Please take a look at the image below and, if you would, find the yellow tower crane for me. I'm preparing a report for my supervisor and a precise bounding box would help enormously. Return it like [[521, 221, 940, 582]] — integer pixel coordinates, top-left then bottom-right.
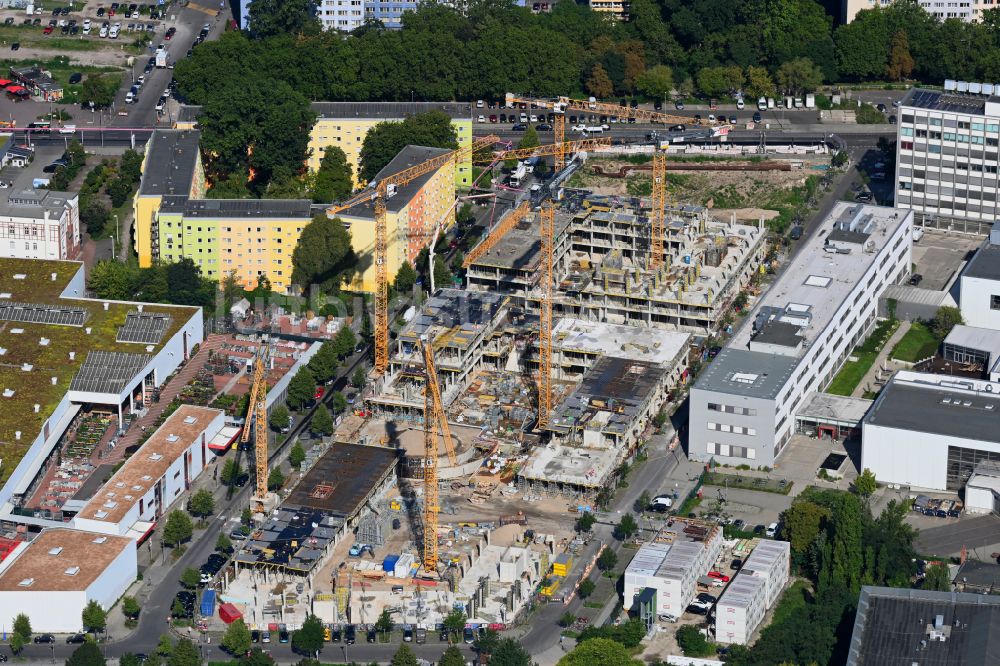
[[328, 135, 500, 376], [537, 203, 555, 429], [240, 338, 277, 513], [418, 334, 457, 574]]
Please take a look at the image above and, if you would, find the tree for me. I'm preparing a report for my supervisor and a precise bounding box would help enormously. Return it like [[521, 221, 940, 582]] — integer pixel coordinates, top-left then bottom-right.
[[775, 57, 823, 94], [490, 638, 533, 666], [557, 638, 641, 666], [615, 514, 638, 541], [473, 628, 500, 657], [781, 500, 830, 555], [359, 111, 458, 183], [106, 176, 133, 208], [207, 170, 252, 199], [745, 65, 776, 98], [88, 260, 137, 300], [439, 646, 465, 666], [268, 466, 285, 491], [243, 649, 274, 666], [311, 404, 334, 436], [576, 512, 596, 533], [391, 644, 418, 666], [559, 611, 576, 627], [832, 150, 849, 168], [394, 261, 418, 293], [180, 567, 201, 590], [80, 200, 111, 237], [931, 306, 963, 340], [80, 73, 121, 108], [307, 346, 337, 385], [586, 63, 614, 99], [291, 215, 356, 291], [518, 125, 540, 152], [597, 548, 618, 573], [331, 391, 348, 414], [81, 600, 107, 635], [578, 578, 596, 599], [635, 491, 651, 513], [162, 510, 194, 547], [246, 0, 320, 38], [122, 596, 141, 619], [443, 609, 466, 641], [291, 613, 325, 656], [221, 458, 244, 486], [636, 65, 673, 99], [9, 633, 23, 655], [67, 642, 106, 666], [676, 625, 714, 657], [289, 440, 306, 469], [830, 493, 865, 594], [854, 468, 878, 498], [311, 146, 354, 203], [222, 618, 252, 656], [215, 533, 233, 555], [167, 638, 200, 666], [189, 488, 215, 519], [375, 609, 393, 638], [270, 404, 291, 432], [156, 634, 174, 657], [286, 366, 316, 411], [333, 325, 357, 359], [924, 563, 951, 591], [886, 30, 914, 81], [433, 256, 453, 289], [120, 654, 143, 666], [352, 365, 367, 389]]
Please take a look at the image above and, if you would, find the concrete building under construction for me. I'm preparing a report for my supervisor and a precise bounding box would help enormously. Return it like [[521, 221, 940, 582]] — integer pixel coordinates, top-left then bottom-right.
[[466, 196, 767, 334]]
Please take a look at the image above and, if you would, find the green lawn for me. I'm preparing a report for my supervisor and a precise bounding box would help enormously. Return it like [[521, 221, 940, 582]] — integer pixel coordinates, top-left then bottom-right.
[[826, 319, 898, 396], [890, 321, 939, 362]]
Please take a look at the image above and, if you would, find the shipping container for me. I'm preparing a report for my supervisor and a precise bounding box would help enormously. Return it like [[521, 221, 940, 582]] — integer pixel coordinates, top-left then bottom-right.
[[200, 589, 216, 618]]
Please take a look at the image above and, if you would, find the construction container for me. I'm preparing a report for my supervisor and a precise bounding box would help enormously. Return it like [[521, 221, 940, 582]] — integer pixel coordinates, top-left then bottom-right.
[[394, 553, 415, 578], [200, 589, 216, 618], [383, 554, 400, 573], [552, 553, 572, 577]]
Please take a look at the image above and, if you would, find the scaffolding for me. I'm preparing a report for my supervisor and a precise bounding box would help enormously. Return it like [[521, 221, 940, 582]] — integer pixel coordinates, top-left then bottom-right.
[[356, 500, 390, 547]]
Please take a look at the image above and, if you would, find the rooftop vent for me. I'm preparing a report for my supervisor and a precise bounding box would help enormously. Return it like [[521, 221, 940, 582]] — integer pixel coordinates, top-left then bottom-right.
[[183, 415, 197, 425], [18, 578, 33, 587], [94, 510, 108, 519], [48, 547, 63, 556], [115, 482, 125, 488], [13, 273, 25, 280], [103, 501, 117, 509], [64, 566, 80, 576], [132, 485, 142, 491], [0, 293, 10, 299], [149, 453, 163, 461], [50, 273, 56, 281], [141, 475, 152, 481], [92, 536, 107, 544], [38, 337, 49, 346], [20, 363, 31, 372], [10, 328, 22, 334], [2, 389, 14, 398], [166, 434, 179, 443]]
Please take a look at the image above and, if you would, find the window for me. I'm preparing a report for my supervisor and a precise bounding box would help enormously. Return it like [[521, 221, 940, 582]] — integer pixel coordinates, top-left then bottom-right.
[[991, 295, 1000, 310]]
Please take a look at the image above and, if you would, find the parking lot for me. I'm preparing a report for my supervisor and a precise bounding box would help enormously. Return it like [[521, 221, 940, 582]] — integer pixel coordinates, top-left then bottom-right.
[[911, 228, 983, 292]]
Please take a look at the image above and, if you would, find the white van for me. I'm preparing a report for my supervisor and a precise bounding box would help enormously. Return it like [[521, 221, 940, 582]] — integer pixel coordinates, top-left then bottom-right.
[[109, 25, 120, 38], [757, 97, 767, 111], [766, 522, 778, 538], [125, 91, 135, 104]]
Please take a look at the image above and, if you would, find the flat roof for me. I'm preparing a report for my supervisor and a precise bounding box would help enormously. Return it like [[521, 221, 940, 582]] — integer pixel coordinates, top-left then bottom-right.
[[0, 528, 132, 592], [399, 288, 506, 351], [0, 259, 195, 485], [847, 586, 1000, 666], [138, 130, 200, 197], [518, 440, 618, 487], [76, 406, 222, 525], [963, 240, 1000, 282], [466, 208, 571, 272], [339, 145, 452, 217], [626, 520, 720, 581], [697, 203, 909, 400], [955, 559, 1000, 592], [900, 88, 989, 115], [159, 195, 312, 219], [0, 184, 76, 220], [284, 443, 396, 520], [797, 391, 873, 425], [552, 318, 691, 367], [548, 356, 667, 435], [310, 101, 471, 121], [863, 371, 1000, 444], [236, 507, 342, 573]]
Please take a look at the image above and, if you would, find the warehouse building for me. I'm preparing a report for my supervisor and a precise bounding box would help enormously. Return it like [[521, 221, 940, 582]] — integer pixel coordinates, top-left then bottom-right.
[[623, 519, 723, 619], [689, 203, 912, 467], [0, 528, 135, 632], [895, 85, 1000, 234], [73, 406, 225, 538], [715, 540, 790, 645], [861, 370, 1000, 491]]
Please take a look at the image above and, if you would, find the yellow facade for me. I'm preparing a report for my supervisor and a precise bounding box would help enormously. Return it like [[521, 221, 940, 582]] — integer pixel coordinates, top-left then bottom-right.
[[339, 159, 455, 293], [134, 193, 162, 268], [308, 117, 473, 189]]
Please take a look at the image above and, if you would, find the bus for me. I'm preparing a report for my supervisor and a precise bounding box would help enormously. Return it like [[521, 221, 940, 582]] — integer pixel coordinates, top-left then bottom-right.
[[27, 120, 51, 134]]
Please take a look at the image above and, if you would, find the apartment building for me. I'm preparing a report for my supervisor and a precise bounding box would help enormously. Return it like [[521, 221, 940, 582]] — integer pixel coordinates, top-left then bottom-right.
[[318, 0, 364, 30], [338, 145, 456, 293], [843, 0, 993, 22], [308, 102, 473, 188], [689, 203, 912, 467], [589, 0, 629, 20], [0, 186, 80, 261], [623, 520, 724, 619], [895, 87, 1000, 231], [153, 197, 313, 292], [716, 540, 790, 644]]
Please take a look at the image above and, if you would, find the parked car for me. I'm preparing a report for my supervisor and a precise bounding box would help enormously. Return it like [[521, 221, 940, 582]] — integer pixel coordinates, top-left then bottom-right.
[[537, 123, 552, 131], [34, 635, 56, 645], [707, 571, 730, 582], [366, 628, 376, 643], [463, 627, 475, 644], [766, 522, 779, 538], [10, 43, 18, 50], [686, 603, 710, 615], [278, 629, 289, 643], [344, 625, 356, 645], [403, 627, 413, 642], [731, 558, 743, 570], [511, 123, 527, 131], [696, 593, 717, 604], [909, 273, 923, 286], [261, 631, 271, 644], [66, 634, 87, 644], [251, 630, 260, 643]]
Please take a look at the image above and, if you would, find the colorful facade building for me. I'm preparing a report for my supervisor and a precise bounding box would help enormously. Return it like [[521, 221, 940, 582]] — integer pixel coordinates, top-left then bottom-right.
[[153, 197, 313, 292], [337, 145, 456, 293], [308, 102, 473, 189]]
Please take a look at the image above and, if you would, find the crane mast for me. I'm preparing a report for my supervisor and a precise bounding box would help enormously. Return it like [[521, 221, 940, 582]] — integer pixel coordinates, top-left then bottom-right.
[[537, 204, 554, 429], [419, 335, 456, 574]]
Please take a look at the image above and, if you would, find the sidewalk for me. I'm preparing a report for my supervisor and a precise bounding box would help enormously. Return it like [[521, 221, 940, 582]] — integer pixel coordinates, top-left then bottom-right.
[[853, 320, 910, 398]]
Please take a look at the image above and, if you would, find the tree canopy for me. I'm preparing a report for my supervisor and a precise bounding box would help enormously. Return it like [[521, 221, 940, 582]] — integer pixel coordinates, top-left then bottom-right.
[[359, 111, 458, 183], [558, 638, 642, 666], [247, 0, 321, 39], [312, 146, 354, 203]]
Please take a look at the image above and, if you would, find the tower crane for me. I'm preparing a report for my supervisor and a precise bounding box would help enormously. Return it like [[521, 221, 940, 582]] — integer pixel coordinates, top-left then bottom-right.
[[504, 94, 730, 269], [419, 334, 457, 574], [328, 135, 501, 376], [537, 202, 555, 429], [240, 337, 277, 513]]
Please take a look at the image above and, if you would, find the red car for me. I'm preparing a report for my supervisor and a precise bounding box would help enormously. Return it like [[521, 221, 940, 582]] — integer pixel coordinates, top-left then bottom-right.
[[42, 25, 53, 34], [707, 571, 730, 582], [314, 386, 325, 400]]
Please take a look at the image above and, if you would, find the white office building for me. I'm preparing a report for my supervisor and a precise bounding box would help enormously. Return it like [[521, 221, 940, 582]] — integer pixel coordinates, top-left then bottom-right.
[[73, 406, 225, 538], [689, 203, 912, 467], [0, 187, 80, 260], [895, 86, 1000, 232], [844, 0, 991, 23], [716, 540, 790, 644], [959, 228, 1000, 330], [862, 370, 1000, 491], [0, 528, 136, 632], [319, 0, 364, 30], [623, 520, 723, 618]]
